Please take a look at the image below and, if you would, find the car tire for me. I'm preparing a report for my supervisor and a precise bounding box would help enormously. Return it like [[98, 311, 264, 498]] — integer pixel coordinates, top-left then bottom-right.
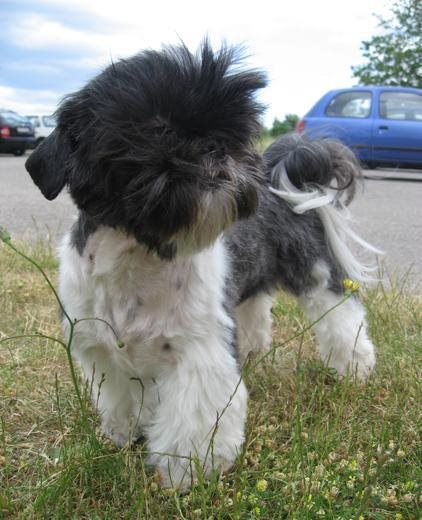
[[13, 149, 25, 157], [362, 161, 378, 170]]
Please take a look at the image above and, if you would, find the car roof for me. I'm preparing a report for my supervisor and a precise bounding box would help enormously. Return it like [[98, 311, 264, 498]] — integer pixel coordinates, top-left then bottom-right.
[[304, 85, 422, 118], [327, 86, 422, 95]]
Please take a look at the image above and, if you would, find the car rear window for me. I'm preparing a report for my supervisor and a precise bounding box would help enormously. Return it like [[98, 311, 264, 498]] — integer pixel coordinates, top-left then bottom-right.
[[379, 92, 422, 121], [325, 91, 372, 118], [0, 111, 31, 125]]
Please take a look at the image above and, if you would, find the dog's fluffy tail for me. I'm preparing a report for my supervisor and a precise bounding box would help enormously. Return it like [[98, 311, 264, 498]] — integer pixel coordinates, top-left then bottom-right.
[[264, 133, 382, 283]]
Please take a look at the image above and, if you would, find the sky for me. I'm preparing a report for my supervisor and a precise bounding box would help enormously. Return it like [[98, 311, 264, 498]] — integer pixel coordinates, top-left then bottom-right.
[[0, 0, 391, 127]]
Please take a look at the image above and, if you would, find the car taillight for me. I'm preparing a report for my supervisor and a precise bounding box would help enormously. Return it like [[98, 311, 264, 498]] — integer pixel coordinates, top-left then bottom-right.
[[1, 126, 11, 138], [296, 120, 305, 133]]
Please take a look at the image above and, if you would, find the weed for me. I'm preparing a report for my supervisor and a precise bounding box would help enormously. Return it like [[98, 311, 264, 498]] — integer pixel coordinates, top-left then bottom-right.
[[0, 233, 420, 519]]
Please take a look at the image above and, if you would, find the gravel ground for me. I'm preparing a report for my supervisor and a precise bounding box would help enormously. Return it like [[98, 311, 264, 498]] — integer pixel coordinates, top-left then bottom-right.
[[1, 152, 421, 291]]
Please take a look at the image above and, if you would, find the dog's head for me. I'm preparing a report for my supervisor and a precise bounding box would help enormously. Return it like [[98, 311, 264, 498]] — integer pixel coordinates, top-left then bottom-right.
[[26, 41, 267, 258]]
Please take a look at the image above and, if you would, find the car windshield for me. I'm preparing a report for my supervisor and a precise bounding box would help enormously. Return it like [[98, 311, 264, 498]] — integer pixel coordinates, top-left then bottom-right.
[[42, 115, 56, 127], [1, 111, 31, 125]]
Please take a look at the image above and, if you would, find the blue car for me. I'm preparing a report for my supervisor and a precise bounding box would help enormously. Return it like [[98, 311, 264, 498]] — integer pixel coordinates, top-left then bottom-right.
[[297, 86, 422, 168]]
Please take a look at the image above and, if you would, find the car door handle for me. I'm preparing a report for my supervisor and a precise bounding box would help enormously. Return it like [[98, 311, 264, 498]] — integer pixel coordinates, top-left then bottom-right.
[[378, 125, 389, 130]]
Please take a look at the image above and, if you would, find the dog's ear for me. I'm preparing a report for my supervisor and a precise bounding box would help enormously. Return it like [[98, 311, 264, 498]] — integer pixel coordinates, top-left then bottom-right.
[[25, 129, 71, 200]]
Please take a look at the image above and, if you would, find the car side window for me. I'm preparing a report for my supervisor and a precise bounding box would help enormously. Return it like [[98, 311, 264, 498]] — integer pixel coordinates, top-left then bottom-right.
[[379, 92, 422, 121], [325, 91, 372, 118], [28, 116, 40, 127]]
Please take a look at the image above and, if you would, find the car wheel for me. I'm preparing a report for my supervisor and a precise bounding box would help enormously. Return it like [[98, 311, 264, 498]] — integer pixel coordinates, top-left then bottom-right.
[[362, 161, 378, 170], [13, 149, 25, 156]]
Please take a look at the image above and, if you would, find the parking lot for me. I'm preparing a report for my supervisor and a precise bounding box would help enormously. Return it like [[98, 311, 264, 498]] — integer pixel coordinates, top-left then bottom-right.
[[1, 153, 421, 292]]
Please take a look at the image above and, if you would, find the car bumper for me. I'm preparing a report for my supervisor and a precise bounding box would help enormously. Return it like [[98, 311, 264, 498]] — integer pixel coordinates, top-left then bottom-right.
[[0, 136, 35, 152]]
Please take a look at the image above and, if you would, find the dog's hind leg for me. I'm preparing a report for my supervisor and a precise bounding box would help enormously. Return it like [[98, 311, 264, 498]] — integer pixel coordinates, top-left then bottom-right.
[[298, 261, 376, 379], [235, 292, 273, 363], [263, 134, 379, 378]]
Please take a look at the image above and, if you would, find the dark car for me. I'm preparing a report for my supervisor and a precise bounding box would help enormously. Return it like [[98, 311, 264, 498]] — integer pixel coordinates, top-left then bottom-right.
[[297, 86, 422, 168], [0, 109, 35, 156]]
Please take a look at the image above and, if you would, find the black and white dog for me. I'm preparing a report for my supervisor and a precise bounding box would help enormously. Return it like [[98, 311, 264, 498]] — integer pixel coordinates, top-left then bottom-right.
[[26, 42, 376, 489]]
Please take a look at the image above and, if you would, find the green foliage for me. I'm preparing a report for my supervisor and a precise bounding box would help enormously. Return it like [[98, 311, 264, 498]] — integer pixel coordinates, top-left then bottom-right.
[[352, 0, 422, 88], [269, 114, 300, 138]]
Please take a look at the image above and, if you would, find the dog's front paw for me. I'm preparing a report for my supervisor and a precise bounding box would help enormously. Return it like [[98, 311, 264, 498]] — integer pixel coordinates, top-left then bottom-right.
[[152, 453, 234, 492], [155, 458, 193, 492], [101, 417, 142, 448]]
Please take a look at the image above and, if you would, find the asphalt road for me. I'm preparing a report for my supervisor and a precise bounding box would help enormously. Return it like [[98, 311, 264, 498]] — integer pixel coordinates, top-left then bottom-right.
[[0, 153, 76, 241], [1, 153, 421, 292]]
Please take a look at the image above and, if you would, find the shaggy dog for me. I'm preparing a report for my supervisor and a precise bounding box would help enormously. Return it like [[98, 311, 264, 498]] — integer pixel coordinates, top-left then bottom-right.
[[26, 41, 376, 490]]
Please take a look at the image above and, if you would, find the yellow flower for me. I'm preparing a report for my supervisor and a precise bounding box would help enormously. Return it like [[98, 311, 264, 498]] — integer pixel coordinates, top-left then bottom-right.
[[248, 494, 258, 505], [396, 449, 405, 458], [256, 479, 268, 492], [253, 506, 261, 516], [348, 459, 359, 471], [343, 278, 360, 293]]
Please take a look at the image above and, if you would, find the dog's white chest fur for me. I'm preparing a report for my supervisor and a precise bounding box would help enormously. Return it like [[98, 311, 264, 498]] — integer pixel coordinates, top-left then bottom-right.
[[58, 226, 231, 375]]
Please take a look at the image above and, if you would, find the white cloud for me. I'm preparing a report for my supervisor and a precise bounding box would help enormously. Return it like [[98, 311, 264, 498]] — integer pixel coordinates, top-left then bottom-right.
[[5, 61, 63, 76], [7, 0, 392, 123], [0, 85, 59, 115], [10, 13, 138, 57]]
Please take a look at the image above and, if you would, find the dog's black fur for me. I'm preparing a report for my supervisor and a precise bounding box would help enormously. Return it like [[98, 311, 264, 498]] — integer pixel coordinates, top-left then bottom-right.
[[26, 41, 359, 304], [27, 41, 267, 259]]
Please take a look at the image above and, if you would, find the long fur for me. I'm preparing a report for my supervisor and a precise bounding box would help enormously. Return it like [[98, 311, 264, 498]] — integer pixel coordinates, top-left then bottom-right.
[[25, 40, 378, 491], [264, 134, 382, 282], [27, 41, 267, 258]]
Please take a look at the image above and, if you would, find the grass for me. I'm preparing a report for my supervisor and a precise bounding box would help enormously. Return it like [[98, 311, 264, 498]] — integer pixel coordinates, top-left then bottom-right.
[[0, 239, 421, 519], [255, 134, 275, 154]]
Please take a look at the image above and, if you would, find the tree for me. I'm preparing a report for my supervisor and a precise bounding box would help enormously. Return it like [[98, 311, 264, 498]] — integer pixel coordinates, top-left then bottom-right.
[[269, 114, 299, 137], [352, 0, 422, 88]]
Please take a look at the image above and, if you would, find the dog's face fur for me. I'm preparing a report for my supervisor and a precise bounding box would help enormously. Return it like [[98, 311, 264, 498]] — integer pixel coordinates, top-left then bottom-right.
[[26, 42, 267, 258]]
